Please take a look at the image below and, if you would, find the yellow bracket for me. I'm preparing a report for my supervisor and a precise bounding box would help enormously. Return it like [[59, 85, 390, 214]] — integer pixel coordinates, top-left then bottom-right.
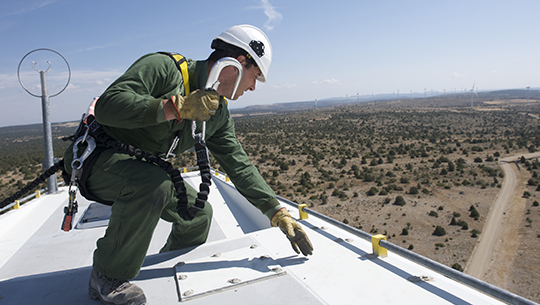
[[215, 171, 219, 176], [36, 191, 41, 198], [371, 234, 388, 258], [14, 200, 20, 209], [225, 175, 230, 182], [298, 204, 308, 220], [183, 167, 187, 173]]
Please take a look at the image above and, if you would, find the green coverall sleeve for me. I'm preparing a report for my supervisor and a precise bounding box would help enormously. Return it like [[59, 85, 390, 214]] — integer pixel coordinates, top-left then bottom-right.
[[94, 54, 184, 129], [206, 114, 282, 221]]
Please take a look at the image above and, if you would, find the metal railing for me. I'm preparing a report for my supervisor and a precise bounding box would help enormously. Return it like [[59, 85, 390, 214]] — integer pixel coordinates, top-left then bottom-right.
[[0, 194, 35, 214], [0, 182, 64, 214], [0, 167, 204, 215], [279, 196, 539, 305]]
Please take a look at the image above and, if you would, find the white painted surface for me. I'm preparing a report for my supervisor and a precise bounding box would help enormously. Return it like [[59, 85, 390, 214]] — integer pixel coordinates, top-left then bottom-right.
[[0, 171, 516, 304]]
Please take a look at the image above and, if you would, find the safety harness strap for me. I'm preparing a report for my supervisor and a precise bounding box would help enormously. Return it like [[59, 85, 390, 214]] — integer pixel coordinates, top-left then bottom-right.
[[158, 52, 190, 95], [84, 115, 210, 221]]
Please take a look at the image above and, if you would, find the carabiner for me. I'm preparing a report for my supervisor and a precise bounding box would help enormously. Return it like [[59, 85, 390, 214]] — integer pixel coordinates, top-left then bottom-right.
[[161, 136, 180, 160], [192, 121, 206, 143], [71, 135, 96, 171]]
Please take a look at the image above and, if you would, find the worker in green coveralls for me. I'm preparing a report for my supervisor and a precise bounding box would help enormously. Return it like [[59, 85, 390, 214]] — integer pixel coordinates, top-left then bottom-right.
[[64, 25, 313, 305]]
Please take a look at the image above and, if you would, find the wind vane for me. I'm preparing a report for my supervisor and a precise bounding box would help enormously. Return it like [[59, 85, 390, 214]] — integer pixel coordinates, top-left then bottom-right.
[[17, 48, 71, 194]]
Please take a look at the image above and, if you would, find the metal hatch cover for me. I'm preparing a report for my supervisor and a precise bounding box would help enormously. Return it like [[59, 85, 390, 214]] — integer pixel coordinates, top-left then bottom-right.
[[174, 243, 286, 302], [75, 202, 111, 229]]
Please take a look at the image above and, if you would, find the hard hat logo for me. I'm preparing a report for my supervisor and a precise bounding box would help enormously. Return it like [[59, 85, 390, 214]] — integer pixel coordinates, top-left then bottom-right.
[[249, 40, 265, 58], [213, 24, 272, 83]]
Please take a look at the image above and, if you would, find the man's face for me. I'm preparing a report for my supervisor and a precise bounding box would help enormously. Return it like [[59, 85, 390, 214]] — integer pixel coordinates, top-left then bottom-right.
[[216, 56, 261, 100]]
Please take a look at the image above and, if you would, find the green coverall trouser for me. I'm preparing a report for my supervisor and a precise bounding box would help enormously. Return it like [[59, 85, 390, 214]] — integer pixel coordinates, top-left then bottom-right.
[[86, 148, 213, 280]]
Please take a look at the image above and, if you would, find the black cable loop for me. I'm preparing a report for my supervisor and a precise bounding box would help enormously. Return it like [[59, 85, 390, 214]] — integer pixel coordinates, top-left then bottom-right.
[[0, 159, 65, 209]]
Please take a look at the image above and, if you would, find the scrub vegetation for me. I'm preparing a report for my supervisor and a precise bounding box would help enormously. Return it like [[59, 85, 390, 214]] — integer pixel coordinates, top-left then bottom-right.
[[1, 93, 540, 302], [230, 94, 540, 303], [0, 122, 73, 203]]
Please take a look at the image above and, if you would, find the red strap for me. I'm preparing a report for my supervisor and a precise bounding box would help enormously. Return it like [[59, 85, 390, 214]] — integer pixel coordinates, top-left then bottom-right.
[[83, 97, 99, 124], [62, 215, 72, 232], [270, 207, 287, 226], [170, 96, 183, 124]]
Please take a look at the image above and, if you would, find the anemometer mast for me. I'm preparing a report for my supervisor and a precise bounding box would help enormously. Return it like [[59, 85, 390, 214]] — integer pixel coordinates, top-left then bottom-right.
[[17, 49, 71, 194]]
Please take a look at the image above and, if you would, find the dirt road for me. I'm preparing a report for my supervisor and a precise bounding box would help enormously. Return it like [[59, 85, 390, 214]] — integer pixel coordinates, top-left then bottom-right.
[[465, 152, 540, 279]]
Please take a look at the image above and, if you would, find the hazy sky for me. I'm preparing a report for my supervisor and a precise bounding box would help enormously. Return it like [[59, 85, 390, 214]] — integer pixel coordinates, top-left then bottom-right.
[[1, 0, 539, 127]]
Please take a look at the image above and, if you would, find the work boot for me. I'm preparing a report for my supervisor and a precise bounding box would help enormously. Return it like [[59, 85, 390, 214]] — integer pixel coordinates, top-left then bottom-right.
[[89, 267, 147, 305]]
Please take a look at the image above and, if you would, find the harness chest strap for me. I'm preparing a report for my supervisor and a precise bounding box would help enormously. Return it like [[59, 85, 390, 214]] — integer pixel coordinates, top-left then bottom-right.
[[158, 52, 191, 160], [158, 52, 190, 95], [85, 115, 210, 221]]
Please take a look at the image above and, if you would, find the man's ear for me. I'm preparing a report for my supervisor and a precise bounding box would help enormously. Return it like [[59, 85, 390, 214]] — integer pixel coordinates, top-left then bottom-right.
[[236, 55, 247, 64]]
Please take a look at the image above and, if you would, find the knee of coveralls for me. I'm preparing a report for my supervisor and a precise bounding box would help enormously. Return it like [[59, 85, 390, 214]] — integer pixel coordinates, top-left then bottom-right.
[[159, 180, 213, 253], [86, 149, 178, 280]]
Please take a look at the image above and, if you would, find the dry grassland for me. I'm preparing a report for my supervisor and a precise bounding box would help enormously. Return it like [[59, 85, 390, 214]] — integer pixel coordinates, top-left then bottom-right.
[[229, 98, 540, 302]]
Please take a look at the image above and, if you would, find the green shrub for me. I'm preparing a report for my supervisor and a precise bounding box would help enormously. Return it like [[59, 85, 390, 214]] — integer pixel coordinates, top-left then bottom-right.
[[452, 263, 464, 272], [433, 226, 446, 236], [471, 229, 481, 238], [470, 206, 480, 218], [393, 196, 406, 206], [456, 220, 469, 230], [366, 186, 379, 196]]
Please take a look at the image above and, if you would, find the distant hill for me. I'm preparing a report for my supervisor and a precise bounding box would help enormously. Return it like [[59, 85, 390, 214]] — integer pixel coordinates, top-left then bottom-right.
[[0, 122, 75, 172], [232, 88, 540, 114], [477, 89, 540, 99]]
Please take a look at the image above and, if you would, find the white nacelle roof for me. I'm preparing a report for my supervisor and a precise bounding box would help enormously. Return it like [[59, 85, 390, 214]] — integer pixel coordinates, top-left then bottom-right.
[[0, 171, 512, 304]]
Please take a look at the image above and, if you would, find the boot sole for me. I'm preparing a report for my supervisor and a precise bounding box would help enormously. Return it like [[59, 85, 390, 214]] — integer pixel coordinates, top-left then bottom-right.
[[89, 285, 147, 305]]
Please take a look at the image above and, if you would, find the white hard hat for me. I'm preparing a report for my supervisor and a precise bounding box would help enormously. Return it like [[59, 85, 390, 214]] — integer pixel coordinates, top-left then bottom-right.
[[212, 25, 272, 83]]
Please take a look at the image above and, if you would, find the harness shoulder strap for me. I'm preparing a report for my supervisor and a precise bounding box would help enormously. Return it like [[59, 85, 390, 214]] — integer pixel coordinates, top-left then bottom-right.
[[158, 52, 190, 95]]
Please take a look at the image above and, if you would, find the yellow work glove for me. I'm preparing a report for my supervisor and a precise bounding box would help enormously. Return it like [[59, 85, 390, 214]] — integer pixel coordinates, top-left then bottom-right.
[[170, 89, 220, 121], [271, 208, 313, 256]]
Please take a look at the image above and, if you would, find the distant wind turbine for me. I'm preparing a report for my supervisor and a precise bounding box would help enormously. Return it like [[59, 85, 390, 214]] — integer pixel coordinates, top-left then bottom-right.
[[470, 82, 478, 109]]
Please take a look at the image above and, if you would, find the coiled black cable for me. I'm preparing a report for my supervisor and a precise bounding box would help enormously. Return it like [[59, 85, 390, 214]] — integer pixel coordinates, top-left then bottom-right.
[[0, 159, 65, 209]]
